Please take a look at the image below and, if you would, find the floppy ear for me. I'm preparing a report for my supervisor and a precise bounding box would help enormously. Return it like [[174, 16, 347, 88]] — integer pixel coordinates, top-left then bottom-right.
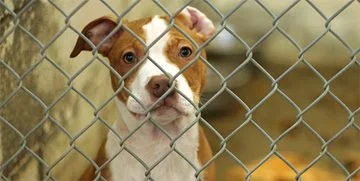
[[178, 7, 216, 40], [70, 16, 121, 58]]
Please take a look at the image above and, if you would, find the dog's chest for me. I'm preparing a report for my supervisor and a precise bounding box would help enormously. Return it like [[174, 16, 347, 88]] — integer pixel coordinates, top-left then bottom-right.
[[106, 122, 201, 181]]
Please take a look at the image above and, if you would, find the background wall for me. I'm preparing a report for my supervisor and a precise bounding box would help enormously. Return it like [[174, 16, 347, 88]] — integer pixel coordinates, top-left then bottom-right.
[[1, 1, 58, 179]]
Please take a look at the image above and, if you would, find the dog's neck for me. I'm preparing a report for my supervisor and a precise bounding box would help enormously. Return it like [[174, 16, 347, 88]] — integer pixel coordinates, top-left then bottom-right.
[[106, 99, 201, 181]]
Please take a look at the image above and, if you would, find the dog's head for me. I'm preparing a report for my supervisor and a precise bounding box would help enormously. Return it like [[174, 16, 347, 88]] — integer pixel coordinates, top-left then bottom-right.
[[70, 7, 215, 128]]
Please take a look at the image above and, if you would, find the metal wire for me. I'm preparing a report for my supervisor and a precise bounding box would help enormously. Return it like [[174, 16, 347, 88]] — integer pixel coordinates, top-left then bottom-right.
[[0, 0, 359, 180]]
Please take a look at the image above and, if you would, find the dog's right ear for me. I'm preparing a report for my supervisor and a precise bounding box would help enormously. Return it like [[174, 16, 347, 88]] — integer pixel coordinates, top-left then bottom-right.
[[178, 7, 215, 41], [70, 16, 121, 58]]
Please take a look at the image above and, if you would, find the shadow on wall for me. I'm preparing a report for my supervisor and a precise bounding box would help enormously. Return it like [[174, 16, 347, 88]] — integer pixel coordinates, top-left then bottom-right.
[[1, 1, 58, 179]]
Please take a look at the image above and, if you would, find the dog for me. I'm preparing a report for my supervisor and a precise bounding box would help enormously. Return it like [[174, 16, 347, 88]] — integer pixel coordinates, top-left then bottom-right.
[[70, 6, 216, 181]]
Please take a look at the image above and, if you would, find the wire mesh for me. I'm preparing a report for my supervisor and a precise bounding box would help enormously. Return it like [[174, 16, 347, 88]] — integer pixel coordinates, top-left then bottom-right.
[[0, 0, 359, 181]]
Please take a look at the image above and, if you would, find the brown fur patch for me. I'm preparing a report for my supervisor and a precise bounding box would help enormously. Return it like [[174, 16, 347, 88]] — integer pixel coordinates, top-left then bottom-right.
[[79, 140, 111, 181], [162, 15, 208, 104], [107, 18, 151, 103], [198, 126, 216, 181]]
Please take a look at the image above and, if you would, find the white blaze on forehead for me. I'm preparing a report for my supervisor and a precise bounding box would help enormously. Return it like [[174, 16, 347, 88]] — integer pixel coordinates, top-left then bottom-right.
[[141, 15, 181, 77], [140, 15, 192, 93], [143, 16, 168, 46]]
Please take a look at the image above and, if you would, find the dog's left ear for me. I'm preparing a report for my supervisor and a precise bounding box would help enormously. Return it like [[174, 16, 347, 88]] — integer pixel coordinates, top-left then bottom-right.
[[178, 7, 215, 40], [70, 16, 122, 58]]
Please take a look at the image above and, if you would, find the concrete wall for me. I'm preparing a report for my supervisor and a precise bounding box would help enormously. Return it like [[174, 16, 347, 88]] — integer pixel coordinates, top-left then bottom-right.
[[0, 132, 2, 173], [1, 0, 58, 179], [207, 0, 360, 66]]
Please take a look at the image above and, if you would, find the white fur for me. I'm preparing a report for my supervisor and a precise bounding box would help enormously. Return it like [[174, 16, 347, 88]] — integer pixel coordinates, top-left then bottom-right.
[[106, 15, 201, 180]]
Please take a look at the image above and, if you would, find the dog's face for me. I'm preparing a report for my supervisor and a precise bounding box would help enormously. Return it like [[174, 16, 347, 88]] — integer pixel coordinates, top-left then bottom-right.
[[70, 7, 215, 127]]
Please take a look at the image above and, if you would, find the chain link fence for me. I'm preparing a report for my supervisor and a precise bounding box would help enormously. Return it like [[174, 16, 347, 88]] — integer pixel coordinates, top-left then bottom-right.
[[1, 0, 359, 180]]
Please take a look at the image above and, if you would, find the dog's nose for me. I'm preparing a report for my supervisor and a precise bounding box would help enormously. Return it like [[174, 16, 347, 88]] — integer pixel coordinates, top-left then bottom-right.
[[147, 75, 174, 98]]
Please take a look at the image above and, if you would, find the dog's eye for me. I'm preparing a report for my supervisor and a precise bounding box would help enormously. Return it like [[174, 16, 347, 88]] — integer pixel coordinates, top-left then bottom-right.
[[122, 52, 137, 64], [179, 47, 192, 58]]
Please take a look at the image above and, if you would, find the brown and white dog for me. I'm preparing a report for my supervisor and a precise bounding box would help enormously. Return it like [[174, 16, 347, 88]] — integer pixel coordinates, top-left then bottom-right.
[[70, 7, 216, 181]]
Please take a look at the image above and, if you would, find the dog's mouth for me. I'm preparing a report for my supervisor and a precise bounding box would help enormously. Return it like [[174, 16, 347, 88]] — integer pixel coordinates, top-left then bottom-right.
[[129, 101, 188, 121], [154, 104, 188, 116]]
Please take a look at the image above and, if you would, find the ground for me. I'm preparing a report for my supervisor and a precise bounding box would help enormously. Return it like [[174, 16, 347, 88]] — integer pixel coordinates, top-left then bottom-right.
[[201, 62, 360, 180]]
